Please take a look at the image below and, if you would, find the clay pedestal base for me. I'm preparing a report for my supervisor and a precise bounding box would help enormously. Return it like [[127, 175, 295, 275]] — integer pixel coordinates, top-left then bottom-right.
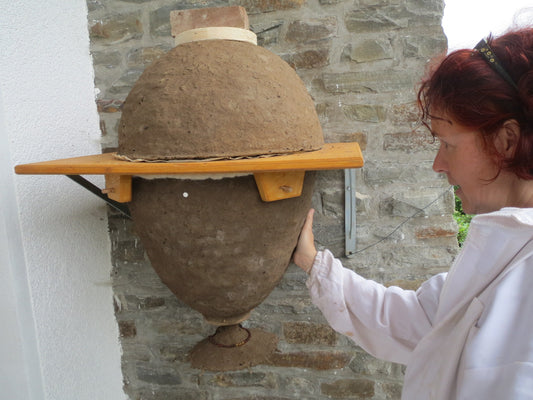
[[188, 324, 278, 371]]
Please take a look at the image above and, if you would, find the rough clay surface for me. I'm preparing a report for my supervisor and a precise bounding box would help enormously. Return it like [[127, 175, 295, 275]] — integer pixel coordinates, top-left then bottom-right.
[[188, 326, 279, 371], [129, 173, 316, 324], [118, 40, 324, 160]]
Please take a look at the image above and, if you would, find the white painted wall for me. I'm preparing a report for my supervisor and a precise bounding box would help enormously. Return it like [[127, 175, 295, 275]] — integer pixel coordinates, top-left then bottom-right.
[[0, 1, 125, 399]]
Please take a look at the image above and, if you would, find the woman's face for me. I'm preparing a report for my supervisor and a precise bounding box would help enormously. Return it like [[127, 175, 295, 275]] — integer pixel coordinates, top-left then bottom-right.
[[431, 114, 512, 214]]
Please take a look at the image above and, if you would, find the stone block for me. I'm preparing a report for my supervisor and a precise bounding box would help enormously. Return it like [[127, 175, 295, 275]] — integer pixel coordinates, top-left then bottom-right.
[[91, 49, 122, 69], [319, 0, 342, 5], [360, 0, 396, 5], [135, 388, 209, 400], [136, 364, 181, 385], [220, 396, 294, 400], [283, 48, 329, 69], [252, 21, 283, 45], [149, 6, 174, 37], [108, 68, 144, 95], [320, 187, 345, 218], [343, 38, 394, 63], [96, 99, 124, 113], [89, 12, 143, 43], [403, 34, 447, 58], [285, 17, 337, 43], [380, 244, 456, 272], [239, 0, 307, 14], [383, 131, 438, 152], [258, 294, 317, 316], [342, 104, 387, 123], [123, 295, 166, 310], [208, 371, 277, 388], [380, 381, 404, 399], [148, 315, 206, 336], [378, 189, 451, 218], [404, 12, 443, 28], [345, 7, 407, 33], [278, 375, 318, 396], [283, 321, 337, 345], [349, 132, 368, 150], [415, 226, 456, 240], [111, 238, 146, 262], [120, 342, 151, 362], [127, 46, 168, 67], [267, 351, 352, 370], [322, 70, 416, 94], [158, 344, 189, 363], [118, 320, 137, 338], [389, 102, 420, 125], [276, 271, 308, 291], [363, 160, 444, 186], [321, 378, 375, 398], [107, 213, 136, 235], [313, 218, 346, 255], [349, 351, 404, 377]]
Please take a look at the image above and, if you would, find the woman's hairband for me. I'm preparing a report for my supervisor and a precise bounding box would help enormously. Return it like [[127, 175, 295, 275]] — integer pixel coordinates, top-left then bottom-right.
[[474, 39, 519, 90]]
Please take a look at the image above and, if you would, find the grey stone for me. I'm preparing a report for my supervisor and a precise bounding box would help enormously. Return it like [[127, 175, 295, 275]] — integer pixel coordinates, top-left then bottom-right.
[[136, 365, 181, 385], [344, 38, 394, 63]]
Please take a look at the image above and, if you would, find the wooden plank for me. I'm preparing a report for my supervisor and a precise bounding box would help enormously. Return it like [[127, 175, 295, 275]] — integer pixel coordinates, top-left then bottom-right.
[[14, 142, 364, 176]]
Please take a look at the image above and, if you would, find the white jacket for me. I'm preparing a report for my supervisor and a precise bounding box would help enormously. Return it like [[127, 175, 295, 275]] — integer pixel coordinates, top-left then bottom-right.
[[307, 208, 533, 399]]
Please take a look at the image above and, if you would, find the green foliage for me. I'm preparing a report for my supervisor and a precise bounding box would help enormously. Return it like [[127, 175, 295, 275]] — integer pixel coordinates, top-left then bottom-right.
[[453, 191, 472, 246]]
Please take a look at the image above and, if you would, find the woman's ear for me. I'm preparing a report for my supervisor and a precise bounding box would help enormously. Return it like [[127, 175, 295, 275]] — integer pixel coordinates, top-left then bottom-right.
[[495, 119, 521, 157]]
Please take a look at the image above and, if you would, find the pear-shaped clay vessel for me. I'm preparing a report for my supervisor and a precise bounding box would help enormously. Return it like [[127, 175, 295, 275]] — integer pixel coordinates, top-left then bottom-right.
[[118, 30, 324, 370]]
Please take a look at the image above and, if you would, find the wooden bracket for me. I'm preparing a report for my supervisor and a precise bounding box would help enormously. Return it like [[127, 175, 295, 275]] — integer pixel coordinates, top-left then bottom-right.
[[254, 171, 305, 202], [103, 175, 132, 202]]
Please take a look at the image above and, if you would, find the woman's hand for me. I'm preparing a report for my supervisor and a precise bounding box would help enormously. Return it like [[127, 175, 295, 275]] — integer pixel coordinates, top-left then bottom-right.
[[293, 209, 318, 274]]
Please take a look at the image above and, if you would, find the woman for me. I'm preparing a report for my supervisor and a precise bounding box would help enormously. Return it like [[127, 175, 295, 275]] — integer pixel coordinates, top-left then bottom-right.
[[293, 28, 533, 399]]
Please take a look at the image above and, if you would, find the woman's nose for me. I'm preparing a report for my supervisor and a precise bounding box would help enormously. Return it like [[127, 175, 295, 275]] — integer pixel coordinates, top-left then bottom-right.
[[432, 148, 447, 173]]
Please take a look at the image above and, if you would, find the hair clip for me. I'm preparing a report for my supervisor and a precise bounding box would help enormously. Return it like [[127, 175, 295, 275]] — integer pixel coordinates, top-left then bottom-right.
[[474, 39, 518, 90]]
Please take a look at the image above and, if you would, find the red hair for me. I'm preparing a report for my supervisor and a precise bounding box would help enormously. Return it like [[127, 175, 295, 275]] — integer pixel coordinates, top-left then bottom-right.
[[417, 27, 533, 179]]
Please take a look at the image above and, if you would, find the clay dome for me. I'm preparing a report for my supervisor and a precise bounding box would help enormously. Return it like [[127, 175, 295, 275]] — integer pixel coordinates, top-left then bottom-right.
[[118, 39, 324, 161]]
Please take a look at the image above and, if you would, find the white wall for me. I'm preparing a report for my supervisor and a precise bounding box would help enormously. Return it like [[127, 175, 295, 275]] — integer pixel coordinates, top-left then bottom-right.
[[0, 1, 125, 399]]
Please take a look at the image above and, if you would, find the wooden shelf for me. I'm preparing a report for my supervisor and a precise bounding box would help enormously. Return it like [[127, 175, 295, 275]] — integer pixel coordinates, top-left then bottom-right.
[[15, 142, 363, 175], [15, 142, 364, 203]]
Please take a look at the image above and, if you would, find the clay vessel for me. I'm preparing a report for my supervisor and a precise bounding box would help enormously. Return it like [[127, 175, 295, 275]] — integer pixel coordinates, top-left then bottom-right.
[[129, 173, 315, 325], [118, 29, 323, 369]]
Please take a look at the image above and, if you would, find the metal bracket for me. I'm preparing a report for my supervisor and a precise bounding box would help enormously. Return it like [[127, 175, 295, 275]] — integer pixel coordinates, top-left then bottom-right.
[[66, 175, 132, 219], [344, 169, 357, 257]]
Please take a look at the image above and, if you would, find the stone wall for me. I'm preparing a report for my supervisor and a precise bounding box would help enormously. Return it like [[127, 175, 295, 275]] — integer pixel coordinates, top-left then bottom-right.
[[87, 0, 457, 398]]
